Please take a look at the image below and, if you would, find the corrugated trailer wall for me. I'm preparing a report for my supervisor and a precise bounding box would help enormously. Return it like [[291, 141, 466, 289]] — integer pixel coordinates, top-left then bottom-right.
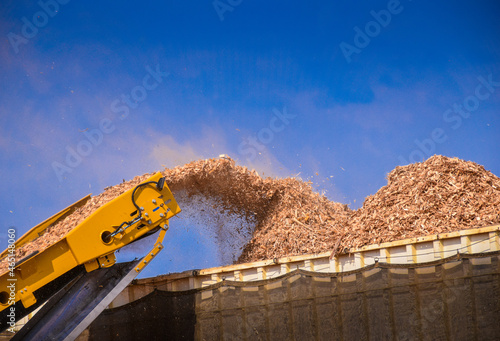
[[82, 226, 500, 341]]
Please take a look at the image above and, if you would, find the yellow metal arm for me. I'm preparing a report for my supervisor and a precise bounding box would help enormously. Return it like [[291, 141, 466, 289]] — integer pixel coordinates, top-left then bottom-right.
[[134, 223, 169, 273], [0, 195, 91, 260], [0, 173, 181, 312]]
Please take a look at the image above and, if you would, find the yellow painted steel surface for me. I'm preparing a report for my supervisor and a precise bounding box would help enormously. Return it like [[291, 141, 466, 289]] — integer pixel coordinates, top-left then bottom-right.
[[0, 173, 180, 312], [0, 195, 91, 260]]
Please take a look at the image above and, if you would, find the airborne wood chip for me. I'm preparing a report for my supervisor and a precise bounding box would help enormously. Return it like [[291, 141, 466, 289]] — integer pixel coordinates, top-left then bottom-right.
[[1, 155, 499, 274]]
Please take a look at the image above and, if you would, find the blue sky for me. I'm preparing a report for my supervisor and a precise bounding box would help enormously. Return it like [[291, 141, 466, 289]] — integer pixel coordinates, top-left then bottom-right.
[[1, 0, 499, 277]]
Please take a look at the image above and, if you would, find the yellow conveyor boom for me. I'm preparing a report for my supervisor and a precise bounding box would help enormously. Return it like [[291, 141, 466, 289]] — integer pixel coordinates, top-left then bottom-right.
[[0, 173, 180, 313]]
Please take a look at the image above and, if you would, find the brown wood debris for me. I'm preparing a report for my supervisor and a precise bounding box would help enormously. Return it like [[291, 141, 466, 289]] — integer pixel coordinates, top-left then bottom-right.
[[346, 155, 500, 250], [1, 155, 499, 274]]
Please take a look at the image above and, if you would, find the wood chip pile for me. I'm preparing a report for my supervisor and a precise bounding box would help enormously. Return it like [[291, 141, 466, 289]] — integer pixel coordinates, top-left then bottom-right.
[[347, 155, 500, 249], [1, 155, 499, 274]]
